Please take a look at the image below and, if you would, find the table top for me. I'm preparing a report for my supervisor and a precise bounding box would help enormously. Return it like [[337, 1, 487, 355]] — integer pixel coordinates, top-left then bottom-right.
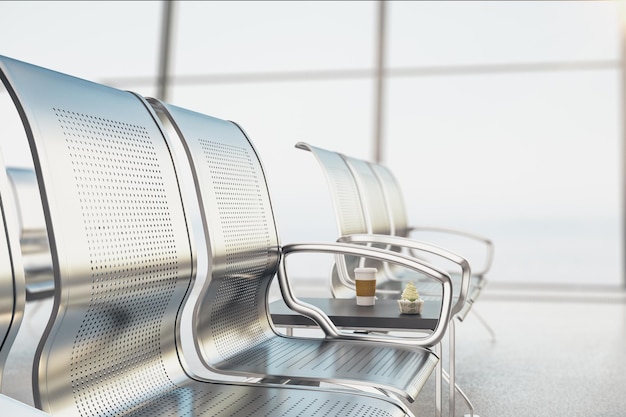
[[269, 297, 440, 331]]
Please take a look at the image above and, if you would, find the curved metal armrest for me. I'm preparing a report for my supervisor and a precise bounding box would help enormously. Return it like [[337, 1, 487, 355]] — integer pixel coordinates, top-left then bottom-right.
[[278, 242, 453, 347], [337, 234, 471, 317], [407, 225, 494, 276]]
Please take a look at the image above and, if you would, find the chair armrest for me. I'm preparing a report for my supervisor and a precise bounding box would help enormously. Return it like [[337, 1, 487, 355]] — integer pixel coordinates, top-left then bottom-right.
[[337, 234, 471, 317], [277, 242, 453, 347], [407, 225, 494, 276]]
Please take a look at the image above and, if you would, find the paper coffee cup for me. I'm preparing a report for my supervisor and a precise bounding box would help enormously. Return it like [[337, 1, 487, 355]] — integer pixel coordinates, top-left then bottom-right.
[[355, 267, 377, 306]]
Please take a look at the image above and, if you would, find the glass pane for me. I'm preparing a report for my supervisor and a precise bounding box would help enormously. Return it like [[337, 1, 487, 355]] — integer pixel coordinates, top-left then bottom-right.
[[388, 1, 620, 67], [0, 1, 161, 81], [0, 0, 621, 287], [175, 1, 375, 74], [385, 70, 621, 285]]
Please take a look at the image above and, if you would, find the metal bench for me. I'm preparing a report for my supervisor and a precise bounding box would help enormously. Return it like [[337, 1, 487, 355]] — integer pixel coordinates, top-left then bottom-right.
[[293, 142, 484, 417], [147, 99, 454, 404], [0, 54, 418, 417]]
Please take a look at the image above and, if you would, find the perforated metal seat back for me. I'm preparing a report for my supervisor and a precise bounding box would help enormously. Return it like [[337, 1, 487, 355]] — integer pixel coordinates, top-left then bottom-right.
[[369, 163, 411, 238], [0, 167, 15, 360], [0, 150, 25, 389], [148, 101, 280, 365], [294, 143, 369, 292], [149, 104, 442, 405], [343, 156, 449, 297], [0, 55, 194, 415], [296, 143, 367, 236], [6, 168, 48, 250]]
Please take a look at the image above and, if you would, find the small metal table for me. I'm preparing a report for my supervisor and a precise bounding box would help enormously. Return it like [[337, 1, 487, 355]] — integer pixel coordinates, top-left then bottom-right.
[[269, 298, 440, 332]]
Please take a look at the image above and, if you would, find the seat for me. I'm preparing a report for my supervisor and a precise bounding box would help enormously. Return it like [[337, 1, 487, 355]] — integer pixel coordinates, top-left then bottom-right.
[[0, 54, 418, 417], [294, 142, 481, 417], [0, 394, 50, 416], [340, 154, 497, 343], [147, 98, 454, 404]]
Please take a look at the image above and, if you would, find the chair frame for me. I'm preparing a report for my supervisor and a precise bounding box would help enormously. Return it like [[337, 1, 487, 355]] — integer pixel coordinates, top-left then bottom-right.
[[149, 99, 454, 404], [295, 141, 489, 417], [6, 167, 54, 300], [0, 150, 26, 391], [0, 54, 416, 417]]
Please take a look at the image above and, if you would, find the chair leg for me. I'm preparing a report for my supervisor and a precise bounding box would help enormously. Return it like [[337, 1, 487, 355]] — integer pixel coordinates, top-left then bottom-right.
[[445, 318, 480, 417], [442, 370, 478, 417], [449, 319, 456, 417]]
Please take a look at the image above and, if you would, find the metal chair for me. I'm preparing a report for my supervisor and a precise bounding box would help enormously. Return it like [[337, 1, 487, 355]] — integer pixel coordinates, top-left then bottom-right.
[[295, 142, 482, 417], [0, 394, 50, 416], [0, 150, 26, 391], [342, 156, 497, 342], [0, 54, 420, 417], [148, 99, 454, 404], [296, 142, 471, 313]]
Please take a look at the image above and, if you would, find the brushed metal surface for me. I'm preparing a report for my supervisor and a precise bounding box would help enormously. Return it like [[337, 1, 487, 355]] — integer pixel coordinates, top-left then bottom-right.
[[6, 168, 54, 299], [296, 142, 474, 311], [0, 55, 411, 417], [368, 163, 410, 238], [295, 142, 367, 237], [295, 142, 479, 416], [149, 99, 442, 402], [0, 149, 26, 391], [294, 142, 369, 296], [339, 153, 473, 312]]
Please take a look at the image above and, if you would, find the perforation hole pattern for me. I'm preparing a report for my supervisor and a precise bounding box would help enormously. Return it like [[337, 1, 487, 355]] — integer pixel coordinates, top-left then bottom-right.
[[347, 158, 391, 234], [56, 108, 180, 417], [323, 152, 367, 235], [120, 386, 397, 417], [198, 139, 275, 360]]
